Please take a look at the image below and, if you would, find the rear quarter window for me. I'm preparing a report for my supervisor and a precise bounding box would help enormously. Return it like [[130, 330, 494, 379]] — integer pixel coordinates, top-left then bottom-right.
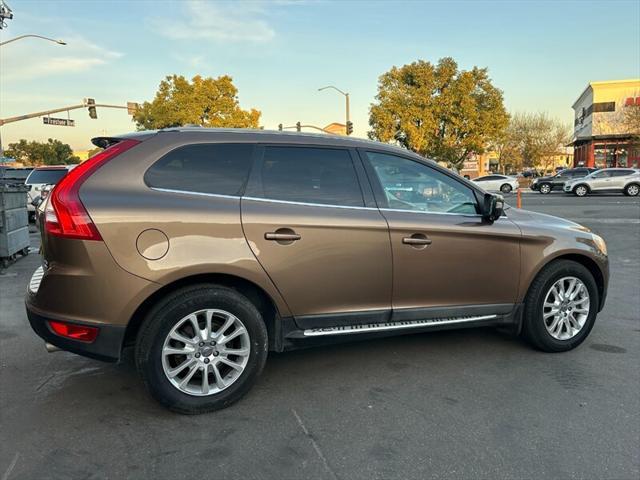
[[145, 143, 254, 196]]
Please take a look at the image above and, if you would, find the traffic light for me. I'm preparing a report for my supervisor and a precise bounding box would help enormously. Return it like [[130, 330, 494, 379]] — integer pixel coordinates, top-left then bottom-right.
[[296, 122, 301, 132], [346, 121, 353, 135], [278, 123, 283, 131], [86, 98, 97, 119]]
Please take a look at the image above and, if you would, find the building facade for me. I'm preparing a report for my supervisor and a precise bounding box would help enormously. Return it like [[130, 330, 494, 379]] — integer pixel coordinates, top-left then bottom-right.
[[571, 79, 640, 168]]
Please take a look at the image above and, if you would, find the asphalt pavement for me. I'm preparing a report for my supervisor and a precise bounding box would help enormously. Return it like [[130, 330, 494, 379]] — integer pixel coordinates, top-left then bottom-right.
[[1, 193, 638, 480]]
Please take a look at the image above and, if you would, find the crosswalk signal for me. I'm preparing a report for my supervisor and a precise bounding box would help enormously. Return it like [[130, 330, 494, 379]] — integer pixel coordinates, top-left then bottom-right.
[[278, 123, 283, 131], [86, 98, 97, 119], [346, 121, 353, 135], [296, 122, 301, 132]]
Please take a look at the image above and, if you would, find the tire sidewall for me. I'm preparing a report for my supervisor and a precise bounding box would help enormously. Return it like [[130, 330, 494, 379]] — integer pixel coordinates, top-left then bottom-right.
[[625, 184, 639, 196], [526, 262, 599, 352], [136, 286, 268, 413], [501, 184, 512, 194], [575, 185, 588, 197]]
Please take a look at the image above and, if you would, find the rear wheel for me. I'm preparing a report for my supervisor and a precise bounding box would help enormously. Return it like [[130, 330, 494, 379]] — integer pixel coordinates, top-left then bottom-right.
[[624, 183, 639, 196], [539, 183, 551, 194], [500, 184, 512, 194], [135, 285, 268, 414], [522, 260, 598, 352], [574, 185, 588, 197]]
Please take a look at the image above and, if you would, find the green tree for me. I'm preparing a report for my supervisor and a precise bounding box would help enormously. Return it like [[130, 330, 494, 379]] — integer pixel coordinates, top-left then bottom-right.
[[508, 112, 570, 171], [133, 74, 261, 130], [4, 138, 78, 166], [368, 57, 509, 170]]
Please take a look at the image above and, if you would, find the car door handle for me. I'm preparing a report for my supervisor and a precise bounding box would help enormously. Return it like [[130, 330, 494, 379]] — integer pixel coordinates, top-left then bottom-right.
[[265, 231, 301, 241], [402, 234, 432, 246]]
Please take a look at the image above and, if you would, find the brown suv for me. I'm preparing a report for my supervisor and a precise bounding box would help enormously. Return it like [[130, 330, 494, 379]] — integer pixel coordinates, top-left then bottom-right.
[[26, 129, 609, 413]]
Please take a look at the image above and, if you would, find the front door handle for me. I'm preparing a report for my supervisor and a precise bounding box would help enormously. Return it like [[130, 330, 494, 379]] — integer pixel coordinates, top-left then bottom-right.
[[265, 228, 301, 243], [402, 234, 432, 246], [265, 233, 301, 241]]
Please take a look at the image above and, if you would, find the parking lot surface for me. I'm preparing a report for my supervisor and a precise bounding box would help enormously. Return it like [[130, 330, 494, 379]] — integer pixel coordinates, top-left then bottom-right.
[[1, 193, 639, 480]]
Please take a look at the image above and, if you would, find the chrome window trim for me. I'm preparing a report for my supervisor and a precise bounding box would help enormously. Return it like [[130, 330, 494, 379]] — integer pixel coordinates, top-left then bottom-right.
[[151, 187, 508, 219], [150, 187, 241, 200], [242, 196, 376, 211], [380, 207, 482, 217]]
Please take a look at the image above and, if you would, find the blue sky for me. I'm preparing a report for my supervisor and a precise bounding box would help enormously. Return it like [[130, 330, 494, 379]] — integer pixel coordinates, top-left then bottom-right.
[[1, 0, 639, 150]]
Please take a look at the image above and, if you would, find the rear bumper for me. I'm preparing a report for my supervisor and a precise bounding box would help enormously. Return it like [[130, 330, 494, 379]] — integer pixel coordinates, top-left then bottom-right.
[[26, 303, 125, 362]]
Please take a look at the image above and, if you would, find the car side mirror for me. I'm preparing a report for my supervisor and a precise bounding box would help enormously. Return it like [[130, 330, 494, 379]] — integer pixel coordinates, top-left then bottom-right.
[[482, 193, 504, 222]]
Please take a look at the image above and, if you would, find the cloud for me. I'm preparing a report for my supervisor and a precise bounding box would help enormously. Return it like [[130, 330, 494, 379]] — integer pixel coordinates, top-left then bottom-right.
[[0, 35, 122, 81], [152, 0, 275, 43]]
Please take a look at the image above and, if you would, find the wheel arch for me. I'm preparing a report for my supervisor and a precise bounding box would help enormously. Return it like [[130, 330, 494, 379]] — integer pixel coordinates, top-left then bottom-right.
[[524, 253, 606, 311], [573, 183, 591, 193], [123, 273, 282, 353]]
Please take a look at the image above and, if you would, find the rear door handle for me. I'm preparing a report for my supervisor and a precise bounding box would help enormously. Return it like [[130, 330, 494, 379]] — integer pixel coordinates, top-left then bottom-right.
[[402, 234, 432, 246]]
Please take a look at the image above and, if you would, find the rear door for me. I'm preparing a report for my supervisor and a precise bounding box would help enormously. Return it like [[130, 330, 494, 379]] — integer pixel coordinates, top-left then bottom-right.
[[241, 145, 392, 326], [610, 169, 634, 189]]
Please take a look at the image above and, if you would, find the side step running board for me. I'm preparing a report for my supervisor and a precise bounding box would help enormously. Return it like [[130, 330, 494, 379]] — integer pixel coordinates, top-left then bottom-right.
[[301, 314, 498, 337]]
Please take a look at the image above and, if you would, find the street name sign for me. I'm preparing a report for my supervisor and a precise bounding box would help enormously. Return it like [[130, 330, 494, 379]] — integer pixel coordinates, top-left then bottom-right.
[[43, 117, 75, 127]]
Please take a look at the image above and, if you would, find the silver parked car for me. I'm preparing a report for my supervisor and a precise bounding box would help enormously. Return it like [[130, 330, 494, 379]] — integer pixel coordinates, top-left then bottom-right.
[[564, 168, 640, 196]]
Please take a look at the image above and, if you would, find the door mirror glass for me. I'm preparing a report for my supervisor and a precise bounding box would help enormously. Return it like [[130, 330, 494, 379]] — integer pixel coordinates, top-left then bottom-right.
[[482, 193, 504, 222]]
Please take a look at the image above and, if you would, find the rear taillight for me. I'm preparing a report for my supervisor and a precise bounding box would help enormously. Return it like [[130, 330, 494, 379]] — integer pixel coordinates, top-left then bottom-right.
[[45, 139, 140, 240], [48, 320, 99, 343]]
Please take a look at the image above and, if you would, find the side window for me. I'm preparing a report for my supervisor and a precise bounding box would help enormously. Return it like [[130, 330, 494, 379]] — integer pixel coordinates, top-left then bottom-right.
[[364, 151, 478, 215], [145, 143, 254, 196], [592, 170, 610, 178], [611, 169, 633, 177], [259, 146, 364, 207]]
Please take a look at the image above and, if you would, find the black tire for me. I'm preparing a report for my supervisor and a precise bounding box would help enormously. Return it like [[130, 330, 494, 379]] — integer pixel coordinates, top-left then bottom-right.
[[624, 183, 639, 196], [522, 260, 598, 352], [500, 184, 512, 194], [574, 185, 589, 197], [539, 183, 552, 194], [135, 284, 268, 414]]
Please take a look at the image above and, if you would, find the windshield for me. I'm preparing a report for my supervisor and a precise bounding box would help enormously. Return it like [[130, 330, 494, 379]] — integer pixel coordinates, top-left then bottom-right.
[[26, 169, 68, 185]]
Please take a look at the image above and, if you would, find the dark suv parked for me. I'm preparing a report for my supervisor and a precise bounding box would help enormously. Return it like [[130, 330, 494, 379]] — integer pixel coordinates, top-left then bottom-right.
[[26, 129, 609, 413], [530, 167, 597, 194]]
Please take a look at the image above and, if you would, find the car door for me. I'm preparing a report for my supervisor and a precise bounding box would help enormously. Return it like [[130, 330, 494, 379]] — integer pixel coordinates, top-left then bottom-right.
[[552, 172, 569, 188], [588, 170, 612, 190], [241, 145, 392, 327], [609, 170, 632, 189], [475, 175, 498, 191], [360, 150, 521, 321]]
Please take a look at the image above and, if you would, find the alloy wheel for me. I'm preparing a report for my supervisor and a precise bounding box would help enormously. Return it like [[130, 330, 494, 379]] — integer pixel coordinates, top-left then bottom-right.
[[161, 309, 251, 396], [542, 276, 590, 340], [575, 185, 588, 196], [627, 184, 639, 196], [540, 184, 551, 194]]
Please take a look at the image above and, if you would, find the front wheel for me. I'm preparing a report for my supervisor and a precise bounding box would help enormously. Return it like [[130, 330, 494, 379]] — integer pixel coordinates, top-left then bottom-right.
[[136, 285, 268, 414], [574, 185, 589, 197], [522, 260, 598, 352], [539, 183, 552, 194], [624, 183, 639, 196]]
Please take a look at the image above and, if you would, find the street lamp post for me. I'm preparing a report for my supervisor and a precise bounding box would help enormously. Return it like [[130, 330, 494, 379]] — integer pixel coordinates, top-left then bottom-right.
[[0, 34, 66, 157], [318, 85, 350, 134], [0, 34, 66, 47]]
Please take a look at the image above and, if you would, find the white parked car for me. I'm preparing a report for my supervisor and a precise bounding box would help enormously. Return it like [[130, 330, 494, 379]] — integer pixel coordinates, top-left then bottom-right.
[[25, 166, 74, 218], [472, 174, 520, 194], [563, 168, 640, 197]]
